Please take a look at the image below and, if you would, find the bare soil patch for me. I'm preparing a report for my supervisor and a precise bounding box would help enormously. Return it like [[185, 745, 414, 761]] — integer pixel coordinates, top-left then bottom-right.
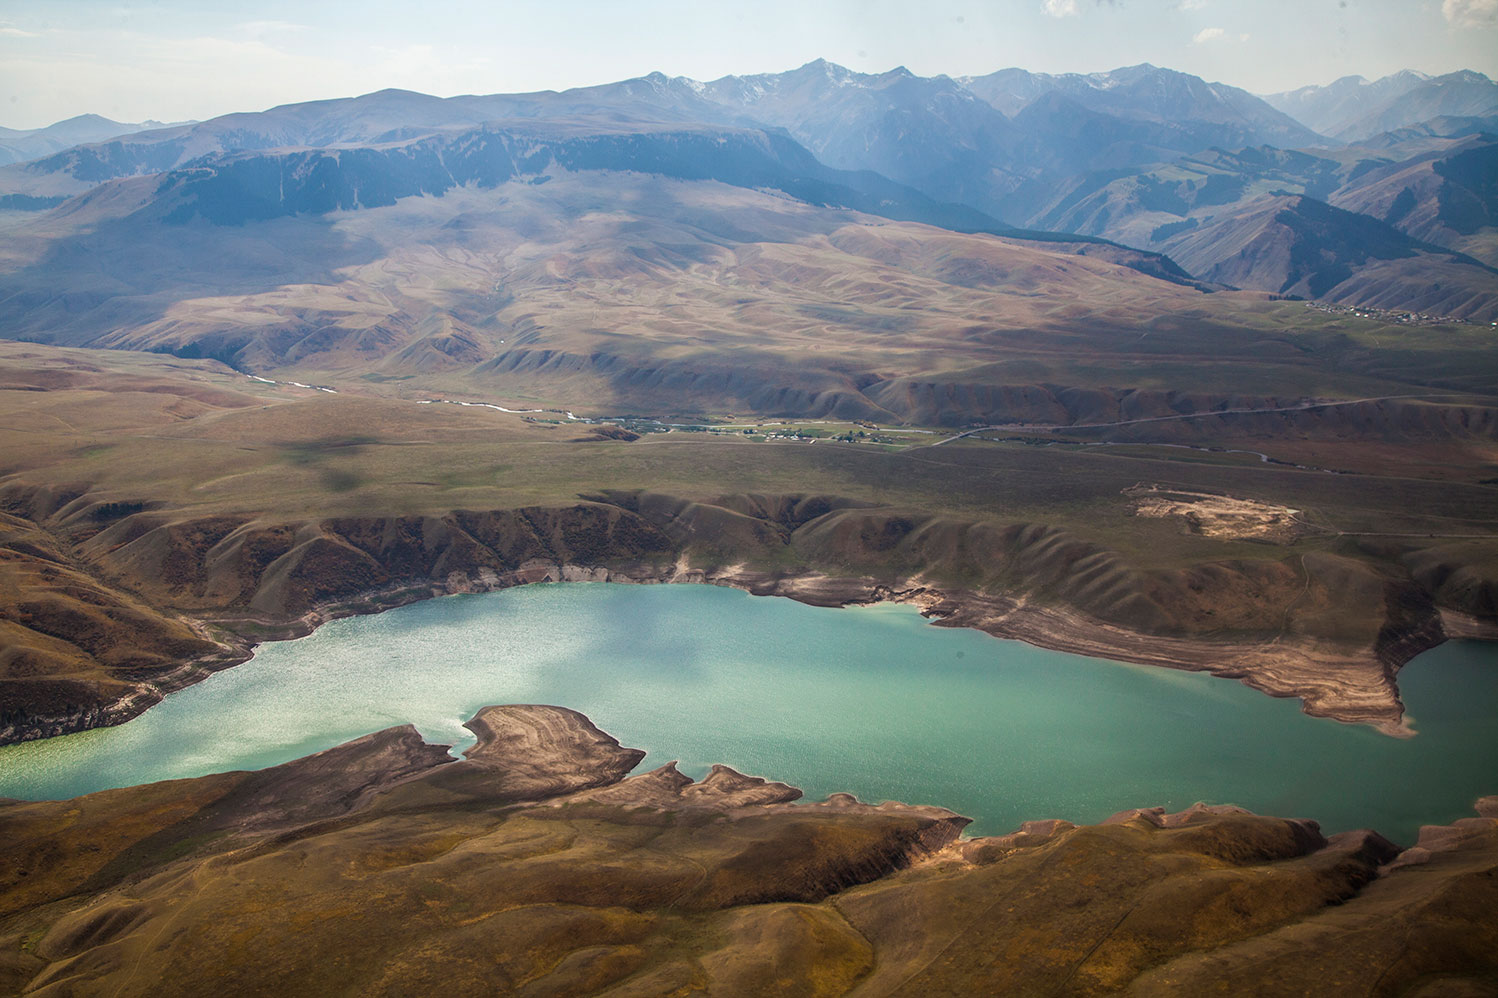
[[1127, 484, 1307, 543]]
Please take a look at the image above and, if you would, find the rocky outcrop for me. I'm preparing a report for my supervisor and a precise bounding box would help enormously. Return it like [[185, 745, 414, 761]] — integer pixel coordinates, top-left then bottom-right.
[[461, 704, 647, 801], [1, 707, 1492, 997], [563, 761, 804, 811]]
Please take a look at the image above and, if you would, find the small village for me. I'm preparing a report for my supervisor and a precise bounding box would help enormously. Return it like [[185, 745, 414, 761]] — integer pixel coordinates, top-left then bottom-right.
[[1303, 300, 1494, 327]]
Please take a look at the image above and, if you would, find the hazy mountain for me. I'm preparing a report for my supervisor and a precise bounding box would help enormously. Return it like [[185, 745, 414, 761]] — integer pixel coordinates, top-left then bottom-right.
[[686, 61, 1324, 219], [1155, 194, 1496, 319], [2, 60, 1492, 322], [0, 84, 745, 198], [1029, 145, 1348, 243], [13, 85, 628, 193], [1329, 137, 1498, 266], [70, 120, 1019, 237], [1340, 71, 1498, 141], [964, 64, 1325, 148], [1267, 70, 1498, 143], [0, 61, 1332, 223], [0, 163, 1241, 423], [667, 60, 1320, 218], [0, 62, 1029, 217], [0, 113, 191, 167], [1021, 139, 1498, 319], [1025, 133, 1498, 260], [1264, 71, 1432, 136], [989, 91, 1333, 224], [698, 60, 1027, 214], [1354, 115, 1498, 149]]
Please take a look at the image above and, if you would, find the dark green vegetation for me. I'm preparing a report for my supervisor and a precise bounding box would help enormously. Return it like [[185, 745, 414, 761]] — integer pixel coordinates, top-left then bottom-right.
[[3, 705, 1494, 996]]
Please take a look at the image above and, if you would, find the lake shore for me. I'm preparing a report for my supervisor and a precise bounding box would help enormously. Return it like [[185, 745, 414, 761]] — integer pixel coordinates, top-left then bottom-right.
[[4, 702, 1496, 995], [2, 550, 1468, 746]]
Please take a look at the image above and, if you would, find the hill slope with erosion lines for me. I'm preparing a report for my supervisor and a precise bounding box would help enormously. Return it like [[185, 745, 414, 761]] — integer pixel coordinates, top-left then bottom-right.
[[6, 171, 1496, 425], [3, 65, 1491, 324], [1161, 194, 1497, 316], [0, 345, 1494, 744], [1328, 138, 1498, 267], [2, 704, 1495, 995], [1024, 138, 1498, 319]]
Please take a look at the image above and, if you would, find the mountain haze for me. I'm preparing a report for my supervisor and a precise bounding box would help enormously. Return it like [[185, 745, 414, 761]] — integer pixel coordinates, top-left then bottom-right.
[[2, 57, 1495, 358], [0, 60, 1341, 214], [1266, 70, 1498, 142], [1020, 131, 1498, 318], [0, 114, 190, 168], [0, 161, 1266, 425], [966, 64, 1324, 148]]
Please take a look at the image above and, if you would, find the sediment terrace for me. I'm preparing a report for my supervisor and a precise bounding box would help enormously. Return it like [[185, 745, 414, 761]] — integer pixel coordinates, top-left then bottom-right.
[[2, 704, 1494, 996]]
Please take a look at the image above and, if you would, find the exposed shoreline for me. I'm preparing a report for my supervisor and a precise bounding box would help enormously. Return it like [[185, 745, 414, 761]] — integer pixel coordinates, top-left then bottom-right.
[[5, 553, 1483, 747], [5, 702, 1497, 994]]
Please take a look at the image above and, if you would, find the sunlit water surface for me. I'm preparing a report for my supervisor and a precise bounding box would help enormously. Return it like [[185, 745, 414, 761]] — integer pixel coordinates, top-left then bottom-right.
[[2, 583, 1494, 843]]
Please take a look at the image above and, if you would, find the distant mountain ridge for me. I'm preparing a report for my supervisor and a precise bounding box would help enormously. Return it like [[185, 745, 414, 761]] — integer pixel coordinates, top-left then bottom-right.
[[0, 113, 192, 167], [0, 61, 1335, 211], [7, 61, 1488, 201], [964, 63, 1323, 147], [1265, 70, 1498, 142], [98, 121, 1012, 236], [1022, 132, 1498, 320], [1, 59, 1494, 320]]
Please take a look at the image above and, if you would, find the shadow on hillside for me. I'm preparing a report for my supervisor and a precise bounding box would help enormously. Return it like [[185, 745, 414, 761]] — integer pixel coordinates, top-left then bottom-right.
[[0, 211, 386, 366]]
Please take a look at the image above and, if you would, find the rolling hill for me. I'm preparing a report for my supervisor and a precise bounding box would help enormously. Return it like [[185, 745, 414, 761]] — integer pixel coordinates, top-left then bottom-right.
[[1023, 135, 1498, 318], [0, 113, 189, 167], [0, 158, 1259, 422], [1, 60, 1494, 400]]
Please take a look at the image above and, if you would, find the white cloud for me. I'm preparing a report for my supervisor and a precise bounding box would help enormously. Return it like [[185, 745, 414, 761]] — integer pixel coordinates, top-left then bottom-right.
[[1442, 0, 1498, 26], [1192, 26, 1226, 43], [1178, 0, 1208, 9], [236, 21, 308, 37], [1042, 0, 1079, 17], [0, 26, 40, 38]]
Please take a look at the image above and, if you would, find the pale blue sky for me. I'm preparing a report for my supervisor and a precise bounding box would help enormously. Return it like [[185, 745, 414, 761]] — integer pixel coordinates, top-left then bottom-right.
[[1, 0, 1495, 129]]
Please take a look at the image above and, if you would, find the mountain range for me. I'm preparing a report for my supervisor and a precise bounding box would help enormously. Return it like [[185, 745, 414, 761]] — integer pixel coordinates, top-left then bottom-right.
[[1265, 70, 1498, 142], [0, 113, 192, 168], [0, 59, 1494, 383], [0, 61, 1328, 208]]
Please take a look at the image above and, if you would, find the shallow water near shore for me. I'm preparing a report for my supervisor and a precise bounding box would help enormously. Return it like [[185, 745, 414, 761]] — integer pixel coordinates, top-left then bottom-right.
[[2, 582, 1494, 844]]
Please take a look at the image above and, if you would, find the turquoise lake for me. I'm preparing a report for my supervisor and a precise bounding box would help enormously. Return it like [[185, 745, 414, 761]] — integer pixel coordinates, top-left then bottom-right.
[[1, 582, 1494, 844]]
